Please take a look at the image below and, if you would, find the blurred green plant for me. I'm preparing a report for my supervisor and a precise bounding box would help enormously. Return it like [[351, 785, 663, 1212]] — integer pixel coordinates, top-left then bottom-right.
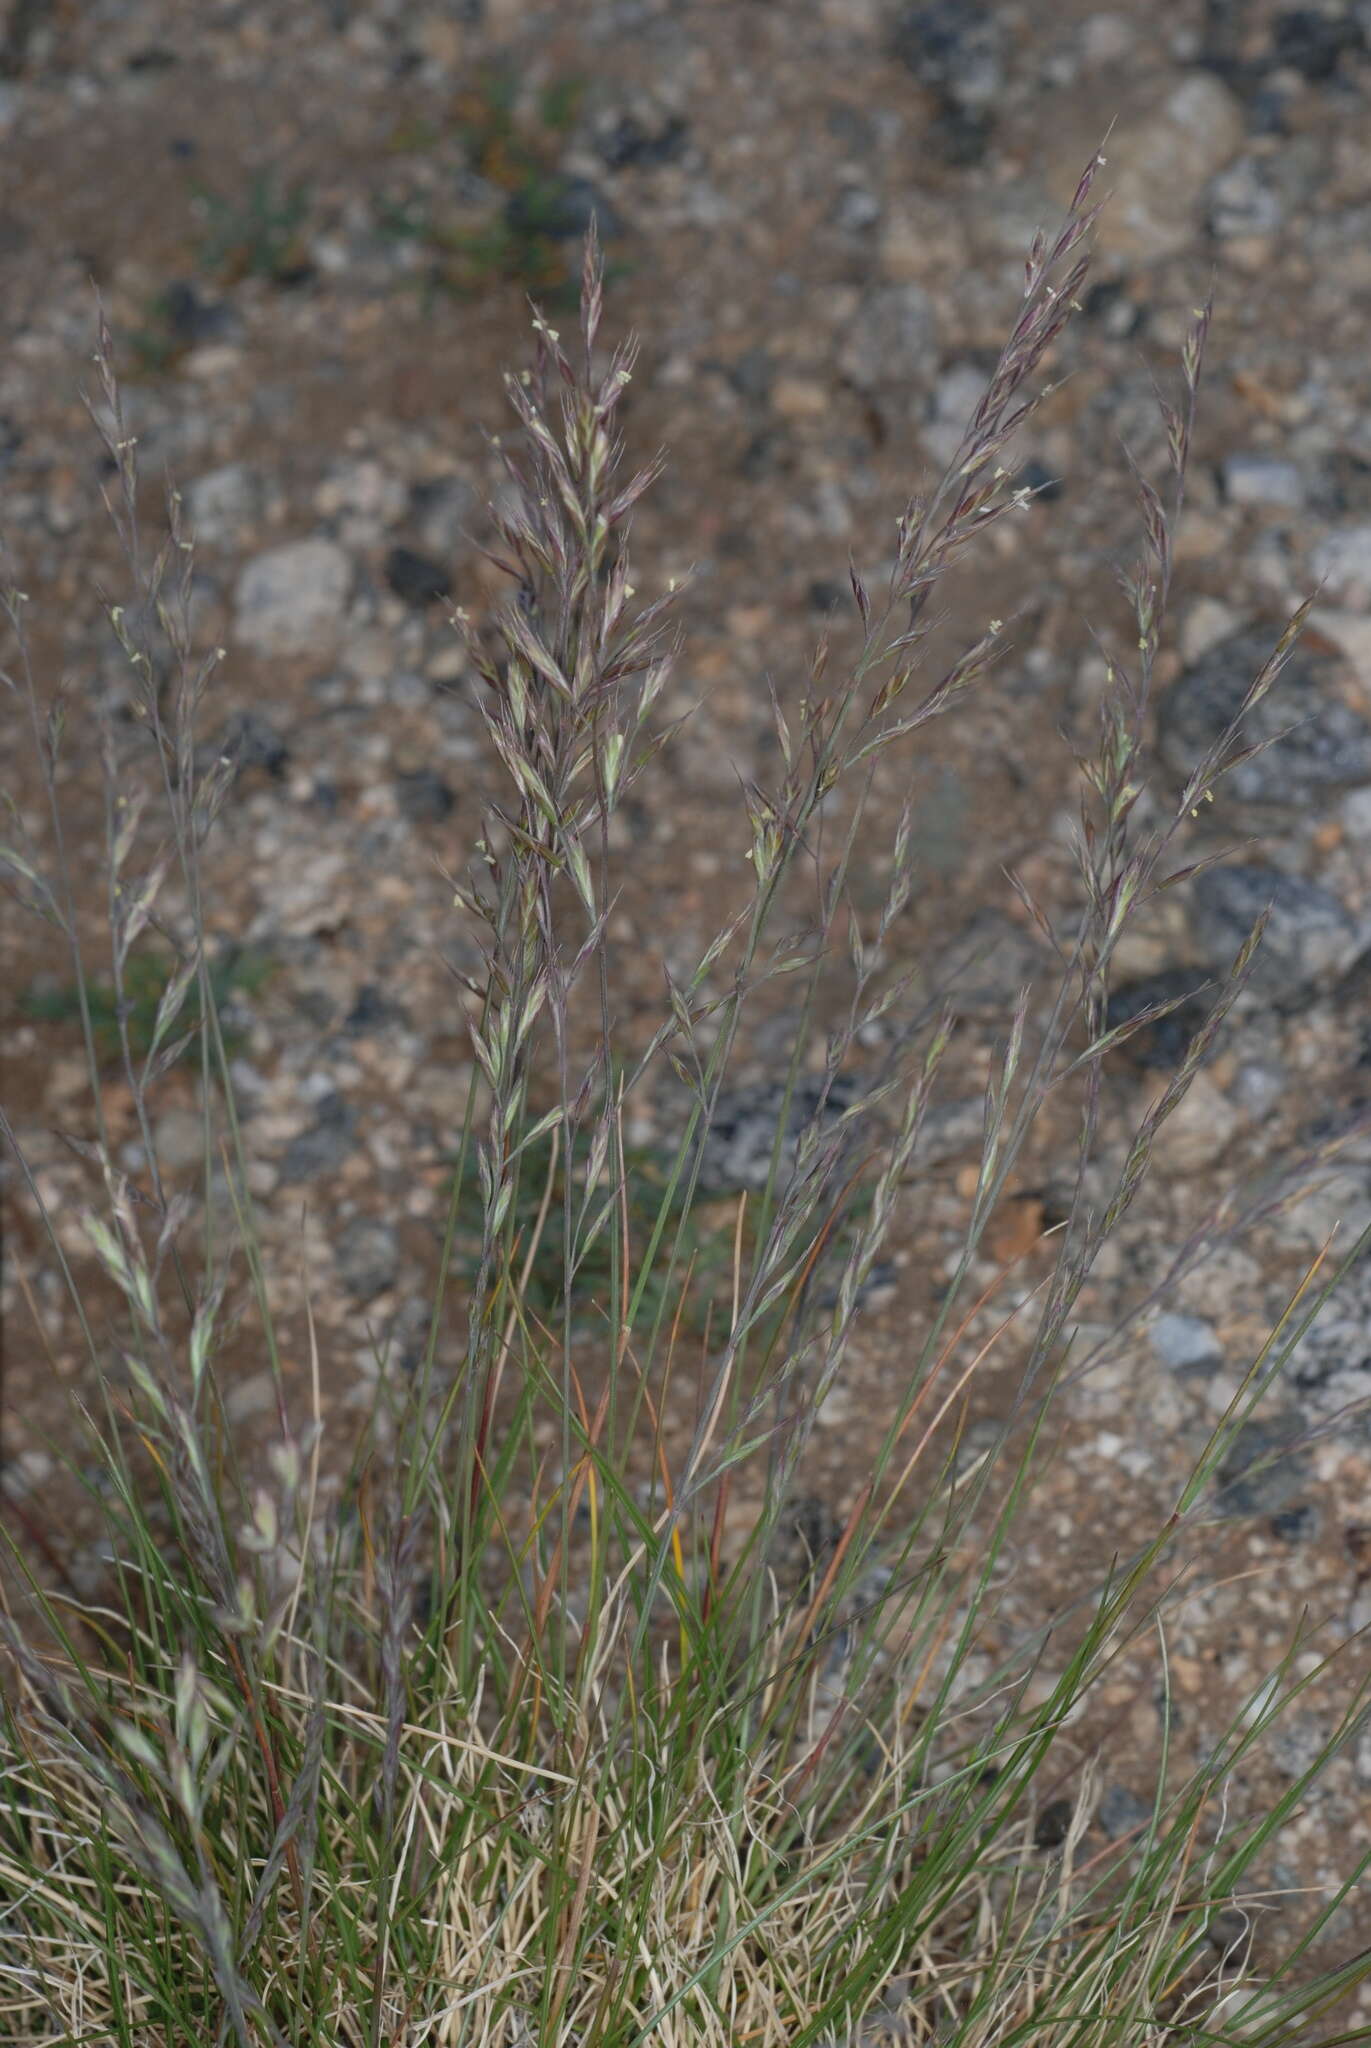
[[192, 170, 312, 287], [19, 944, 273, 1069], [454, 59, 586, 163], [378, 63, 625, 309], [127, 290, 186, 376]]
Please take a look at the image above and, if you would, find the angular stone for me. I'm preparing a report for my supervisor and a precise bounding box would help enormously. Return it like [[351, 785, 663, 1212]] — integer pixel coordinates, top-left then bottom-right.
[[840, 282, 938, 393], [696, 1073, 863, 1193], [185, 461, 263, 547], [1190, 864, 1362, 997], [1150, 1312, 1223, 1373], [278, 1091, 356, 1182], [594, 106, 690, 170], [889, 2, 1006, 111], [1221, 454, 1305, 509], [1207, 157, 1284, 240], [385, 545, 451, 609], [1214, 1415, 1310, 1516], [1105, 969, 1217, 1068], [1287, 1254, 1371, 1431], [1101, 76, 1246, 262], [409, 475, 478, 559], [200, 710, 289, 781], [335, 1215, 400, 1302], [234, 539, 352, 657], [1158, 628, 1371, 805], [930, 910, 1046, 1020], [1311, 523, 1371, 612], [394, 766, 455, 823]]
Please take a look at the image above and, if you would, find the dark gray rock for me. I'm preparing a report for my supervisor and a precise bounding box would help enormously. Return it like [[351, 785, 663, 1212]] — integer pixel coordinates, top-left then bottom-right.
[[833, 184, 882, 233], [726, 346, 775, 405], [769, 1494, 843, 1595], [890, 1, 1006, 112], [826, 102, 879, 154], [1266, 7, 1365, 81], [1214, 1414, 1310, 1516], [385, 544, 451, 609], [1015, 458, 1064, 504], [1190, 864, 1363, 998], [158, 279, 238, 348], [927, 104, 994, 167], [594, 108, 689, 170], [1202, 1906, 1253, 1961], [394, 765, 455, 823], [1245, 81, 1295, 135], [344, 983, 409, 1035], [1311, 522, 1371, 609], [697, 1073, 863, 1193], [1207, 156, 1284, 238], [1315, 450, 1371, 520], [1084, 279, 1146, 341], [1033, 1798, 1076, 1851], [335, 1215, 400, 1301], [409, 476, 477, 558], [736, 429, 783, 481], [278, 1091, 356, 1182], [199, 710, 290, 782], [1269, 1501, 1319, 1542], [1105, 969, 1217, 1067], [840, 282, 938, 393], [919, 1096, 988, 1166], [930, 910, 1046, 1020], [1286, 1253, 1371, 1430], [1096, 1782, 1152, 1841], [1157, 628, 1371, 804], [185, 461, 264, 547]]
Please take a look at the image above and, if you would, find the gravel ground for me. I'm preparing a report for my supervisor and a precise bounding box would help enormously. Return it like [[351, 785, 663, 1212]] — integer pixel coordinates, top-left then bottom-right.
[[3, 0, 1371, 2010]]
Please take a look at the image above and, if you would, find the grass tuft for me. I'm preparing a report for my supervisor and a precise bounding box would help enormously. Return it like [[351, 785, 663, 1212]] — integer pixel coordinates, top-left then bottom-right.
[[2, 167, 1370, 2048]]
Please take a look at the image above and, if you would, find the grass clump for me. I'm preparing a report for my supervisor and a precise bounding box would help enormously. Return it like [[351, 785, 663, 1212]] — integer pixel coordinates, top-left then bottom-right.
[[2, 161, 1370, 2048]]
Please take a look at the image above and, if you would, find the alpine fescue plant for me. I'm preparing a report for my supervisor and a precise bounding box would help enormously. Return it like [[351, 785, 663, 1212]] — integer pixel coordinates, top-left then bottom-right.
[[2, 160, 1370, 2047]]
